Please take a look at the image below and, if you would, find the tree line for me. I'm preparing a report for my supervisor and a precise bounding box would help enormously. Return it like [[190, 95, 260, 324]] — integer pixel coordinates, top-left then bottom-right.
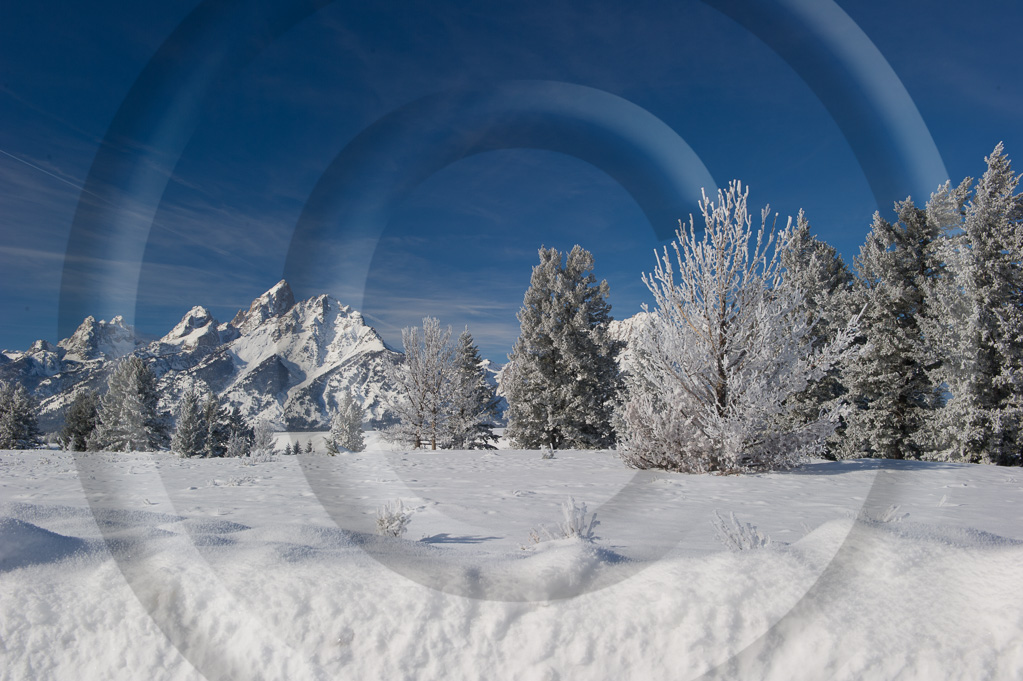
[[2, 145, 1020, 472]]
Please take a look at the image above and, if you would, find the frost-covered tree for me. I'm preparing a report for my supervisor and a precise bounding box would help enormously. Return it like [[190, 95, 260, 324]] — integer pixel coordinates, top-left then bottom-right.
[[327, 389, 365, 453], [925, 144, 1023, 465], [202, 395, 230, 458], [779, 211, 855, 452], [841, 199, 945, 460], [88, 356, 167, 452], [248, 419, 278, 461], [387, 317, 456, 450], [222, 406, 252, 457], [447, 329, 499, 450], [617, 181, 860, 473], [58, 389, 100, 451], [0, 380, 42, 450], [171, 390, 206, 458], [504, 245, 622, 450]]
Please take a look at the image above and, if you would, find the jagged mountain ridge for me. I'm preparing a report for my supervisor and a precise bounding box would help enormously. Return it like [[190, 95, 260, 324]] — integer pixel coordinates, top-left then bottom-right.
[[0, 281, 404, 432]]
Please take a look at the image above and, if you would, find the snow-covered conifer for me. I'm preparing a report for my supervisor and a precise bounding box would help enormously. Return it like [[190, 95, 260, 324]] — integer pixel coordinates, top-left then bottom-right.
[[504, 245, 622, 450], [925, 144, 1023, 464], [841, 199, 944, 460], [88, 356, 167, 452], [779, 211, 855, 452], [387, 317, 456, 450], [327, 389, 365, 453], [617, 181, 860, 473], [222, 406, 252, 457], [201, 395, 229, 458], [446, 329, 499, 450], [0, 381, 42, 450], [58, 389, 100, 451], [171, 390, 206, 458]]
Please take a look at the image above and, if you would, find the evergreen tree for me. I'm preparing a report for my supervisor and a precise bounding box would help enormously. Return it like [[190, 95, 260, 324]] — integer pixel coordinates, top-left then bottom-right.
[[925, 143, 1023, 464], [447, 329, 500, 449], [387, 317, 456, 450], [202, 395, 230, 458], [0, 380, 42, 450], [305, 440, 314, 454], [171, 390, 206, 458], [88, 356, 167, 452], [779, 211, 855, 453], [327, 389, 365, 453], [223, 406, 252, 457], [841, 199, 944, 460], [58, 389, 100, 451], [617, 182, 860, 473], [504, 245, 622, 450]]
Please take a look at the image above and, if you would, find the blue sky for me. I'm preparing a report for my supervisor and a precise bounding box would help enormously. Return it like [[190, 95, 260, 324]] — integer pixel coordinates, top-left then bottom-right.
[[1, 0, 1021, 363]]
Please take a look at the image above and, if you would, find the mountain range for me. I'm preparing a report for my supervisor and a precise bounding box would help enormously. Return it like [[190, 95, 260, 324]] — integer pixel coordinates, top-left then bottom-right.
[[0, 281, 407, 433]]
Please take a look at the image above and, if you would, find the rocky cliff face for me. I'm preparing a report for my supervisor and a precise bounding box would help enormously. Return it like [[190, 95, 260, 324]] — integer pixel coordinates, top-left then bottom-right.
[[0, 281, 404, 432]]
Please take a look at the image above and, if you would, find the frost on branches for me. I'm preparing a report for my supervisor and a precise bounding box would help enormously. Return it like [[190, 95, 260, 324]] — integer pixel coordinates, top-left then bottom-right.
[[386, 317, 456, 450], [327, 389, 365, 454], [618, 181, 860, 473], [504, 245, 622, 450], [0, 380, 42, 449], [88, 355, 167, 452], [923, 144, 1023, 465]]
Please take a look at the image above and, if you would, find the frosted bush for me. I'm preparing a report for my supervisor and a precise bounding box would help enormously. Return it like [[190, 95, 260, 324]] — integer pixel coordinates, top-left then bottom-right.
[[529, 497, 599, 544], [376, 499, 413, 538], [247, 420, 278, 463], [712, 510, 772, 551]]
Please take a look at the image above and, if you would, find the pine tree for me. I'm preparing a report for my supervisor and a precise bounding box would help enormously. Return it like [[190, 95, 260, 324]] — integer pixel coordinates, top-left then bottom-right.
[[58, 389, 100, 451], [447, 329, 499, 449], [0, 380, 42, 450], [925, 144, 1023, 464], [171, 390, 206, 458], [305, 440, 314, 454], [387, 317, 456, 450], [779, 211, 855, 454], [617, 182, 860, 473], [223, 406, 252, 457], [201, 395, 229, 458], [504, 245, 622, 450], [88, 356, 167, 452], [841, 199, 944, 460], [327, 389, 365, 453]]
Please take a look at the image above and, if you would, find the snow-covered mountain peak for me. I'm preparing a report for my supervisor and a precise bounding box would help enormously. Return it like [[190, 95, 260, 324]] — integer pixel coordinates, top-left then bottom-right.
[[159, 306, 221, 350], [230, 280, 296, 335], [57, 314, 140, 361]]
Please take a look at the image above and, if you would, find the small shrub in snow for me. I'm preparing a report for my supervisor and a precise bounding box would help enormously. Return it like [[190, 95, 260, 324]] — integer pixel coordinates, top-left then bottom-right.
[[376, 499, 413, 538], [529, 497, 600, 544], [712, 510, 772, 551], [862, 504, 909, 524]]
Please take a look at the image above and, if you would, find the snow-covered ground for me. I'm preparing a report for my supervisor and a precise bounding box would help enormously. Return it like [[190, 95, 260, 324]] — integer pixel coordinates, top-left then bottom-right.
[[2, 439, 1022, 680]]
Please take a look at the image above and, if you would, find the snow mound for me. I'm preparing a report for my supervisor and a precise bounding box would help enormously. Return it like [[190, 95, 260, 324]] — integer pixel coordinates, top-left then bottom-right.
[[0, 517, 88, 571]]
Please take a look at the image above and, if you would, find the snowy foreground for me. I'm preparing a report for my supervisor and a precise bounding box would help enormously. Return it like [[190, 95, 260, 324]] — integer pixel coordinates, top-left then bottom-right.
[[2, 438, 1023, 681]]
